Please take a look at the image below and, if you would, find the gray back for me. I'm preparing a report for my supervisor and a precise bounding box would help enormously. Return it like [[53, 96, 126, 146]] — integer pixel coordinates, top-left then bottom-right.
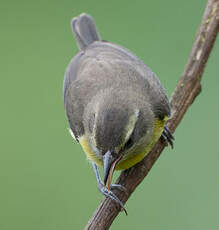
[[64, 41, 170, 138]]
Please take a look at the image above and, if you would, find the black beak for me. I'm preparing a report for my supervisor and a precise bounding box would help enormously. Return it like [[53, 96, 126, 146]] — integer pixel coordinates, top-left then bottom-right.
[[103, 150, 115, 186], [103, 150, 122, 191]]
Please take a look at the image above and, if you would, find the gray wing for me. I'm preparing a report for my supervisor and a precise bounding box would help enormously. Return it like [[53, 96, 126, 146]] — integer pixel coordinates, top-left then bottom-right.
[[63, 51, 84, 104], [63, 51, 85, 139]]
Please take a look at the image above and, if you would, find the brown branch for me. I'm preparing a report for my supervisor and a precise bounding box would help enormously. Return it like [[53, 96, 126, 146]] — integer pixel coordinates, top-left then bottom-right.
[[85, 0, 219, 229]]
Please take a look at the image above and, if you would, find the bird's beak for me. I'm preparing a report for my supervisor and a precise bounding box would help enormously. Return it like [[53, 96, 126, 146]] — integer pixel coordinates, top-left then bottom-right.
[[103, 150, 122, 191]]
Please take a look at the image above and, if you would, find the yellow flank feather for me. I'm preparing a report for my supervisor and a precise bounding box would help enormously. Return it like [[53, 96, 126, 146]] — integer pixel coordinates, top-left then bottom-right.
[[79, 116, 168, 170], [115, 117, 167, 170], [79, 136, 103, 166]]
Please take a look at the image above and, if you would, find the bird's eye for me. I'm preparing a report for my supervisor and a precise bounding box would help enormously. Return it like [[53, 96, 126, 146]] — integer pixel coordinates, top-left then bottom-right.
[[124, 137, 134, 149]]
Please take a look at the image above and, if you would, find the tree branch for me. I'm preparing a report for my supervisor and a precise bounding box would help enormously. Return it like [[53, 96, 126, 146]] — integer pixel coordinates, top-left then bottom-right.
[[85, 0, 219, 229]]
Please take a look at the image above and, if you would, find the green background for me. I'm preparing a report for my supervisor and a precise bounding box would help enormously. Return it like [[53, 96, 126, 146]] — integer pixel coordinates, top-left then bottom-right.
[[1, 0, 219, 229]]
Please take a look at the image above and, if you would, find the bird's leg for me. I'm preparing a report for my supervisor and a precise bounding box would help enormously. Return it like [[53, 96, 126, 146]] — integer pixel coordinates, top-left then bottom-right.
[[91, 162, 128, 215], [91, 162, 126, 192], [161, 125, 174, 148]]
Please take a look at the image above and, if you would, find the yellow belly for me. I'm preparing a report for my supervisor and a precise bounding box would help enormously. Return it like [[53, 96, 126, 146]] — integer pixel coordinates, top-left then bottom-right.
[[79, 117, 167, 170]]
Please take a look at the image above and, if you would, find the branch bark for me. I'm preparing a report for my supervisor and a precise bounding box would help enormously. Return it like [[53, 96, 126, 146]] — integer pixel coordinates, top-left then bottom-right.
[[85, 1, 219, 229]]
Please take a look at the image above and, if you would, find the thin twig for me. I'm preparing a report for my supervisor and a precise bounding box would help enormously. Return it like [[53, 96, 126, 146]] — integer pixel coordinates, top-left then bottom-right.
[[85, 0, 219, 229]]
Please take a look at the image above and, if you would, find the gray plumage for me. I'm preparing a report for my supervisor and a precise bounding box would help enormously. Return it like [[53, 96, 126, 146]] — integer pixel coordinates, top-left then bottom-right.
[[63, 13, 170, 152], [71, 13, 101, 50]]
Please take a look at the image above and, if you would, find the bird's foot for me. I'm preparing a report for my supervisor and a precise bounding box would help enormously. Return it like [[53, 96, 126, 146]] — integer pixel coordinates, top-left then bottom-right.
[[98, 182, 128, 215], [110, 183, 127, 194], [161, 126, 174, 148]]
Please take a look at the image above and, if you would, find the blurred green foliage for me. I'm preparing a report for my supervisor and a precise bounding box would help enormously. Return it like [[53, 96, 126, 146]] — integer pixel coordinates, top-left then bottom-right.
[[0, 0, 218, 229]]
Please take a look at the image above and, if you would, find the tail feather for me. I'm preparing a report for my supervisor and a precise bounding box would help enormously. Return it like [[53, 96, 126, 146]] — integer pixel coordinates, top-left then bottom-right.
[[71, 13, 101, 50]]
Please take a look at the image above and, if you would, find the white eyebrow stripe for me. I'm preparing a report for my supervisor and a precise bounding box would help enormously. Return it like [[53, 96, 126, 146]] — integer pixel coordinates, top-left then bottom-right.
[[123, 109, 139, 143], [135, 109, 140, 119]]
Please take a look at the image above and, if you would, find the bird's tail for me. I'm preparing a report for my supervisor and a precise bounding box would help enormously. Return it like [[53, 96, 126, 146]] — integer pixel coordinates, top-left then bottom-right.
[[71, 13, 101, 50]]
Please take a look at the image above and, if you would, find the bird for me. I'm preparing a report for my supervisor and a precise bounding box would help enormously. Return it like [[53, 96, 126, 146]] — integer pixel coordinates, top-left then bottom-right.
[[63, 13, 174, 214]]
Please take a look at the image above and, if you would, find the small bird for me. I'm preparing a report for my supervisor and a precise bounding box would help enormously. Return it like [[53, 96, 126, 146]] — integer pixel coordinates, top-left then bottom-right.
[[63, 13, 174, 214]]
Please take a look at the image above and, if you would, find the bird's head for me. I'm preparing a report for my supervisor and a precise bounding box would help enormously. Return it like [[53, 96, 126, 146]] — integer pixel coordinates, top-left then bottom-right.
[[83, 89, 155, 190]]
